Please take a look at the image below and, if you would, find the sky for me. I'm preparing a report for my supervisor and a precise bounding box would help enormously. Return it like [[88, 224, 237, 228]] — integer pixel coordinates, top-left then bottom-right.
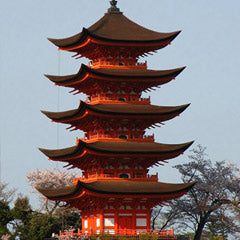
[[1, 0, 240, 208]]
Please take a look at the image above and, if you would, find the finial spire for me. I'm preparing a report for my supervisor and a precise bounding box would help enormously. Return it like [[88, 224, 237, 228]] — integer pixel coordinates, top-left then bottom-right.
[[108, 0, 120, 13]]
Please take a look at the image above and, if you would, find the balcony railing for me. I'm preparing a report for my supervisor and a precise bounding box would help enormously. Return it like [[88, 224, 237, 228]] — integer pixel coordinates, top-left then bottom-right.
[[87, 96, 150, 104], [81, 134, 154, 142], [89, 60, 147, 69], [56, 229, 177, 239], [73, 173, 158, 183]]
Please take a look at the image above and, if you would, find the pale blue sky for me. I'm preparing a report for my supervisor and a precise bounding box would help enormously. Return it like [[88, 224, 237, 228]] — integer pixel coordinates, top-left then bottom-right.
[[1, 0, 240, 207]]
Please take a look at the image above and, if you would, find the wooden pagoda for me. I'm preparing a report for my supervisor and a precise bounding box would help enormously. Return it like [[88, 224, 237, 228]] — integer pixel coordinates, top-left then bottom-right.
[[37, 1, 195, 236]]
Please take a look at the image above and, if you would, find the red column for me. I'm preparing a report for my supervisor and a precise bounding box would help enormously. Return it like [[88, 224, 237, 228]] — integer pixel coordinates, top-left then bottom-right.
[[114, 209, 119, 235], [132, 210, 136, 235], [93, 214, 96, 234], [100, 210, 104, 234], [147, 210, 151, 233], [87, 212, 90, 234], [130, 169, 134, 179], [114, 168, 118, 178]]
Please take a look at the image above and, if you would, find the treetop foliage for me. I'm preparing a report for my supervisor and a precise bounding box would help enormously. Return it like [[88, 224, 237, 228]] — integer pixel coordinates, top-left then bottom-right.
[[151, 145, 239, 240], [0, 183, 15, 203], [172, 145, 240, 240], [26, 168, 79, 189]]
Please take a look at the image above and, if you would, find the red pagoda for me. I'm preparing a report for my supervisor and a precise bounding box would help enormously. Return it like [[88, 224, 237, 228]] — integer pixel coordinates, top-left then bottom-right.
[[37, 1, 195, 236]]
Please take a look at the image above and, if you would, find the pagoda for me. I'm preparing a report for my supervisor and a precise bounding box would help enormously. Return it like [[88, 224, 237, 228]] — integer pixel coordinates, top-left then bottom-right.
[[37, 1, 195, 236]]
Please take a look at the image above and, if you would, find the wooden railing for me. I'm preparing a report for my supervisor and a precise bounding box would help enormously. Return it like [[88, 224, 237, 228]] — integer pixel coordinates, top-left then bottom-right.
[[89, 60, 147, 69], [87, 96, 150, 104], [73, 173, 158, 183], [56, 229, 177, 239], [81, 134, 154, 142]]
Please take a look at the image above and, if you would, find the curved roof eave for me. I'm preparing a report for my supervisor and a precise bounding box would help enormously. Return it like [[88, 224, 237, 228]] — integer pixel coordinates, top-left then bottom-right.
[[39, 140, 194, 160], [41, 101, 87, 121], [44, 64, 88, 84], [44, 64, 185, 85], [36, 180, 196, 200], [40, 102, 190, 121], [48, 28, 181, 49], [47, 12, 181, 49]]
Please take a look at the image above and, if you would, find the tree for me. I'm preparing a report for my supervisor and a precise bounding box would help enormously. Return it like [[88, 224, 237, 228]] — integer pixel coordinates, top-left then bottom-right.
[[12, 196, 32, 225], [9, 195, 79, 239], [26, 168, 78, 189], [11, 196, 33, 239], [27, 213, 61, 240], [26, 168, 78, 215], [0, 183, 15, 203], [26, 168, 79, 215], [54, 207, 82, 232], [0, 201, 13, 237], [0, 183, 15, 238], [27, 168, 82, 234], [10, 195, 62, 240], [166, 145, 240, 240], [151, 206, 176, 230]]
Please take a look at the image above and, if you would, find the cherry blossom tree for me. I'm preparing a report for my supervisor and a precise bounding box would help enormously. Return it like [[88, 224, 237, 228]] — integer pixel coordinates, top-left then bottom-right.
[[26, 168, 78, 189], [27, 168, 79, 215], [166, 145, 240, 240]]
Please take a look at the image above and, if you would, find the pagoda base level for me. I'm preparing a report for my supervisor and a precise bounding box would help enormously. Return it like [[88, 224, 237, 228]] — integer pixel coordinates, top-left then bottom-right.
[[81, 209, 151, 235], [58, 230, 177, 240]]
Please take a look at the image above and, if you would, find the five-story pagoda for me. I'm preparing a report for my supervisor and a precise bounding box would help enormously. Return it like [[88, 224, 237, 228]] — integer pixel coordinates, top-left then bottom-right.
[[37, 1, 195, 236]]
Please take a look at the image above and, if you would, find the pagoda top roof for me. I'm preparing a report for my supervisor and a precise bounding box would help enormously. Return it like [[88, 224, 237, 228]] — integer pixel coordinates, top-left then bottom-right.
[[37, 180, 196, 200], [45, 64, 185, 85], [39, 140, 193, 160], [48, 11, 180, 49], [41, 101, 189, 121]]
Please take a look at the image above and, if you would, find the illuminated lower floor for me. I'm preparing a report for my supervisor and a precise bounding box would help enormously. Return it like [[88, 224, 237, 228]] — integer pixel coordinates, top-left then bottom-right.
[[81, 209, 151, 234]]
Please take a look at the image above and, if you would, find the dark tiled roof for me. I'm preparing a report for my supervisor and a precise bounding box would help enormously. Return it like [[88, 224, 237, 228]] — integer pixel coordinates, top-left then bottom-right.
[[45, 64, 185, 84], [37, 180, 196, 199], [48, 12, 180, 48], [86, 141, 193, 154], [39, 140, 193, 159], [95, 67, 185, 77], [41, 102, 189, 121]]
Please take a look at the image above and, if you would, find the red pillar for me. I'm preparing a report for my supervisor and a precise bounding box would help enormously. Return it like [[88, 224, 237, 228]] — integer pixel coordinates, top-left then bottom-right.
[[100, 210, 104, 234], [115, 210, 119, 235], [147, 210, 151, 233], [132, 210, 136, 235]]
